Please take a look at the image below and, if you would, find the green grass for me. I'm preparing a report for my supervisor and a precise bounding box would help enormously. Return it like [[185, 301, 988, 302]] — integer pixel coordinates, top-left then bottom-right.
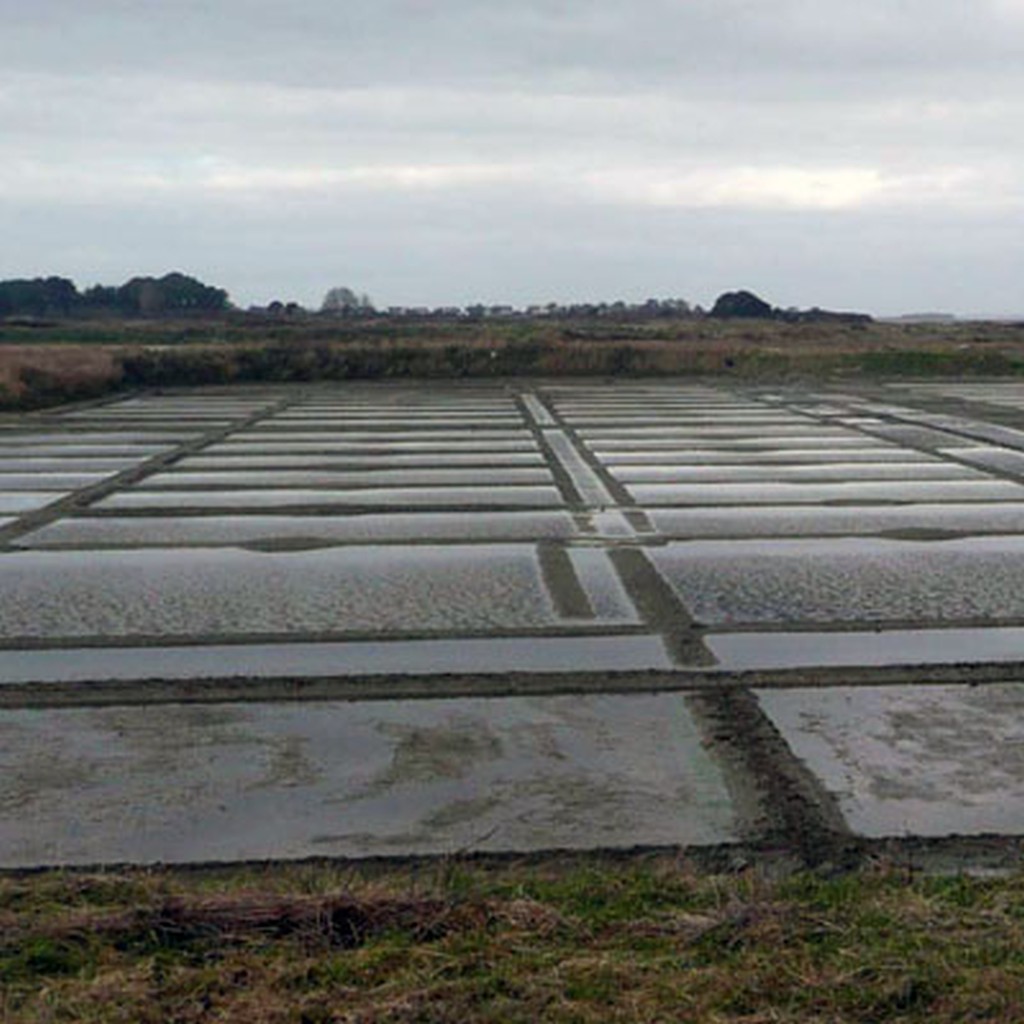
[[3, 856, 1024, 1021]]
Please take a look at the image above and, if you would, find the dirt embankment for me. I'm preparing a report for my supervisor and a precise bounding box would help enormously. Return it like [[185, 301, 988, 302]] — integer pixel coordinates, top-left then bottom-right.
[[3, 316, 1024, 410]]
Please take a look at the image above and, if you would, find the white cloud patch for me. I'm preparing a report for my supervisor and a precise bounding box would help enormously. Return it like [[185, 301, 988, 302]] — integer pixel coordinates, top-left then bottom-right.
[[0, 151, 998, 215], [992, 0, 1024, 21], [199, 163, 531, 194], [587, 167, 886, 211], [586, 166, 994, 211]]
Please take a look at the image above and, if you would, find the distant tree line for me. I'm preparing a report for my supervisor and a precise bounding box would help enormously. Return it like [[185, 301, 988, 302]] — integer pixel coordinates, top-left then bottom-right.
[[251, 289, 702, 321], [1, 275, 871, 326], [709, 289, 872, 325], [0, 273, 230, 318], [269, 288, 870, 324], [274, 286, 869, 324]]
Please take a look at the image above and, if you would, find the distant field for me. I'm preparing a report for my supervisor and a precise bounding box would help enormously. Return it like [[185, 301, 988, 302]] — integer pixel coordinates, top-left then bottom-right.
[[3, 316, 1024, 410]]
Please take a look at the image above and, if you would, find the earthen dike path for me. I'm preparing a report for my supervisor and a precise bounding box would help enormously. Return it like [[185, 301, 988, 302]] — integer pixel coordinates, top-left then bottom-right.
[[4, 379, 1024, 872]]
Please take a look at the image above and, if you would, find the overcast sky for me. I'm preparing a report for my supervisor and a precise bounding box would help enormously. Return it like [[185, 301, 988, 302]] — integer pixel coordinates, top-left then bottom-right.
[[2, 1, 1022, 315]]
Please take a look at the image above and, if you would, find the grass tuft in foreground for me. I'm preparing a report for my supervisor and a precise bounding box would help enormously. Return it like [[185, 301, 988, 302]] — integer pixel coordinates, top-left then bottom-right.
[[3, 855, 1024, 1021]]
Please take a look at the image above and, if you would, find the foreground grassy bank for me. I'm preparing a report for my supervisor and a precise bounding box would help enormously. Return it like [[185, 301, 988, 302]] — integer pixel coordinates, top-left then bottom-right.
[[3, 317, 1024, 411], [3, 856, 1024, 1022]]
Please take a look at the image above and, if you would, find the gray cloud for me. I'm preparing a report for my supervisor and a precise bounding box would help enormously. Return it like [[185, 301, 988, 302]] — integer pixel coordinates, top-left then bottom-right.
[[3, 1, 1023, 313], [6, 1, 1023, 90]]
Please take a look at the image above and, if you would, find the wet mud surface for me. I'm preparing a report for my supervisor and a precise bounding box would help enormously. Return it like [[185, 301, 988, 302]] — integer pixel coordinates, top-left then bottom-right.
[[4, 379, 1024, 870]]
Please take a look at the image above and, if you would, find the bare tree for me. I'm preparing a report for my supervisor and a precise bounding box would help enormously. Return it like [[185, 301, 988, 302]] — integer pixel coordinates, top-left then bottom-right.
[[321, 287, 373, 314]]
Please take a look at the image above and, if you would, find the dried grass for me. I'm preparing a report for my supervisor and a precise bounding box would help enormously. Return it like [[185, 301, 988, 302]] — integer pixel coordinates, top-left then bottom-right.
[[0, 345, 122, 408], [3, 317, 1024, 410]]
